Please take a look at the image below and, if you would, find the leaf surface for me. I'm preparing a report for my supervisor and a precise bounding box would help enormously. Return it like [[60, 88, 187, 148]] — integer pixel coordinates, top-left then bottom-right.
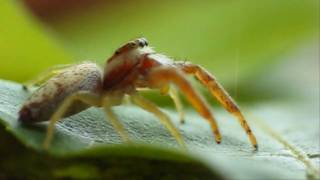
[[0, 80, 318, 179]]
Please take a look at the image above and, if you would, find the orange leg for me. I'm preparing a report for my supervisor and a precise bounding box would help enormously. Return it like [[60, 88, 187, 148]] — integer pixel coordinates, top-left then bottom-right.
[[147, 67, 222, 144], [175, 62, 258, 149]]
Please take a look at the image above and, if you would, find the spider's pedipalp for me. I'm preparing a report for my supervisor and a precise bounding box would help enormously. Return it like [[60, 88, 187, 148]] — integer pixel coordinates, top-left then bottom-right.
[[175, 62, 258, 149], [146, 66, 222, 144]]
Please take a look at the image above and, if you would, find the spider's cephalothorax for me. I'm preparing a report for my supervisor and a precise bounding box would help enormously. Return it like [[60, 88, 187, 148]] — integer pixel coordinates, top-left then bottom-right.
[[19, 37, 258, 150], [102, 38, 155, 90]]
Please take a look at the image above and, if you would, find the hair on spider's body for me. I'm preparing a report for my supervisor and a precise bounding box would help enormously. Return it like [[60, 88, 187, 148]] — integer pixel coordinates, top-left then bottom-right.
[[19, 63, 103, 123], [19, 37, 258, 150]]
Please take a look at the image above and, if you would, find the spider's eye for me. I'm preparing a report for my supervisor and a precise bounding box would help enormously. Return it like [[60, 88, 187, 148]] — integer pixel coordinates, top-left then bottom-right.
[[138, 38, 148, 47], [115, 50, 120, 55], [138, 41, 144, 47]]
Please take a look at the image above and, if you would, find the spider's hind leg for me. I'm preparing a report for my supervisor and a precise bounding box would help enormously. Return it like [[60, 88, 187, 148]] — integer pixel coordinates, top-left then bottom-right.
[[175, 62, 258, 149], [23, 64, 72, 91], [43, 91, 101, 149]]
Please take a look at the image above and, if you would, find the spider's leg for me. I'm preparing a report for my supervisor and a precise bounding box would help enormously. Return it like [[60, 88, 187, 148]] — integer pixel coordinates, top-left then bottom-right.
[[130, 94, 186, 148], [139, 86, 185, 124], [175, 62, 258, 149], [23, 64, 73, 90], [147, 67, 221, 144], [102, 96, 130, 142], [43, 91, 101, 149], [168, 87, 185, 124]]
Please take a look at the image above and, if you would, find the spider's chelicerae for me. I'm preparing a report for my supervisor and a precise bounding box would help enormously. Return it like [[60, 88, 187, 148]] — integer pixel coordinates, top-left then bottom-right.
[[18, 38, 258, 150]]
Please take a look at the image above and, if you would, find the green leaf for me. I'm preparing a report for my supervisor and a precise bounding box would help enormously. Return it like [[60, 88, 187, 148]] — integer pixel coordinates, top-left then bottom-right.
[[0, 1, 71, 82], [0, 79, 319, 179]]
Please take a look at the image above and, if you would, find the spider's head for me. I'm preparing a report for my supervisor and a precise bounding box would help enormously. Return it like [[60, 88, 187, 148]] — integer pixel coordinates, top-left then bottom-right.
[[103, 38, 154, 89], [115, 38, 149, 55], [106, 38, 154, 64]]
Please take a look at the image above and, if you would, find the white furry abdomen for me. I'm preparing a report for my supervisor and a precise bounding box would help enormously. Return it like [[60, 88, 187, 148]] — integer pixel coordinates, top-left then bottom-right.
[[19, 62, 103, 123]]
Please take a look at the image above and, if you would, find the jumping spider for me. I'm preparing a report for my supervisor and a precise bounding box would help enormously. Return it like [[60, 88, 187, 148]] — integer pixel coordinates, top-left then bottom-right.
[[18, 38, 258, 150]]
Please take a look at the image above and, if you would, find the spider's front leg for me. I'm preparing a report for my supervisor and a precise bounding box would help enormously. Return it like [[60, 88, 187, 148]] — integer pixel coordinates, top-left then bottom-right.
[[147, 67, 222, 144], [175, 62, 258, 149]]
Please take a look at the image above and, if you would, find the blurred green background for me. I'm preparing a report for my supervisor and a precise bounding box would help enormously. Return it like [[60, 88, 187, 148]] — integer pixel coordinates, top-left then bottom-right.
[[0, 0, 318, 103]]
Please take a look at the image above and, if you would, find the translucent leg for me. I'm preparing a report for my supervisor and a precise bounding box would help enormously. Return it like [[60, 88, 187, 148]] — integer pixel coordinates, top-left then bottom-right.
[[148, 67, 221, 144], [131, 94, 186, 149], [43, 91, 101, 149], [176, 62, 258, 149], [102, 96, 130, 143], [23, 64, 72, 89], [169, 87, 185, 124], [139, 86, 185, 124]]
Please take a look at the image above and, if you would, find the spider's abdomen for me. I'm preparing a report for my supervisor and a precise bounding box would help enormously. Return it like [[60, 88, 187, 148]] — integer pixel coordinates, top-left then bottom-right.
[[19, 62, 102, 123]]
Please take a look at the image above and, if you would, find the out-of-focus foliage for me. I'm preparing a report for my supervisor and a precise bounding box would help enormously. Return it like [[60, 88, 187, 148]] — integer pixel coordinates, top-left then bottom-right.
[[0, 0, 318, 85], [0, 1, 71, 81], [34, 0, 319, 83]]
